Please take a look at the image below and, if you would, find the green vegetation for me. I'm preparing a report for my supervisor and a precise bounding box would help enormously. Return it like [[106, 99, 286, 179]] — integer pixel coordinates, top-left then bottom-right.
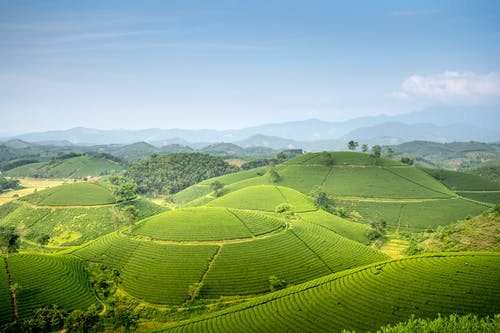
[[206, 185, 316, 212], [297, 210, 372, 244], [345, 313, 500, 333], [0, 198, 166, 246], [403, 207, 500, 254], [457, 191, 500, 204], [132, 207, 284, 241], [75, 217, 386, 305], [126, 153, 238, 197], [348, 198, 487, 231], [0, 176, 19, 193], [74, 233, 218, 304], [422, 168, 500, 190], [162, 253, 500, 333], [1, 254, 97, 323], [5, 155, 124, 179], [469, 163, 500, 184], [21, 182, 116, 206]]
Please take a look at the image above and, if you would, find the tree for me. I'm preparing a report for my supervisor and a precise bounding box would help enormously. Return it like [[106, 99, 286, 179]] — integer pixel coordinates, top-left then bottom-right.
[[109, 307, 138, 333], [320, 151, 335, 166], [275, 203, 291, 213], [210, 181, 224, 197], [268, 163, 280, 183], [122, 206, 138, 226], [400, 157, 414, 165], [361, 144, 369, 153], [347, 140, 359, 151], [386, 147, 394, 159], [269, 276, 287, 291], [36, 234, 50, 251], [371, 145, 382, 158], [0, 226, 20, 255], [113, 182, 137, 203], [310, 186, 329, 209]]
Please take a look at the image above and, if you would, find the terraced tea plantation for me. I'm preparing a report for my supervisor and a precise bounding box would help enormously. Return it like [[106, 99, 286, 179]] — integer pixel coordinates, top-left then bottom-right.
[[132, 207, 284, 241], [0, 183, 166, 245], [0, 254, 97, 324], [74, 213, 388, 304], [21, 182, 116, 206], [162, 253, 500, 333]]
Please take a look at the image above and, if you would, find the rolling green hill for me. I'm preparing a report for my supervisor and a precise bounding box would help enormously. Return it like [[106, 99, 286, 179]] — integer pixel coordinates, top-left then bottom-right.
[[206, 185, 316, 212], [21, 182, 116, 206], [132, 207, 284, 241], [161, 253, 500, 333], [5, 155, 124, 179], [0, 184, 166, 246], [347, 198, 488, 231], [0, 254, 97, 324], [74, 215, 388, 305]]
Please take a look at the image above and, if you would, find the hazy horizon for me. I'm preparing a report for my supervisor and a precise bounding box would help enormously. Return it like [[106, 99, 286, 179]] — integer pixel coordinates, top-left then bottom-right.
[[1, 0, 499, 135]]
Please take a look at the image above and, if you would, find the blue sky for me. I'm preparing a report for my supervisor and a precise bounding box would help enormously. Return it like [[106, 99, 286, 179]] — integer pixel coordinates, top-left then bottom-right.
[[0, 0, 499, 134]]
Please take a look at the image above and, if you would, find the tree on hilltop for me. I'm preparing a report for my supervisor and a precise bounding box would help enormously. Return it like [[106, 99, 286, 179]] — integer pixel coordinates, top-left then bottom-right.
[[268, 163, 280, 183], [210, 181, 224, 197], [361, 144, 369, 153], [0, 226, 20, 255], [348, 140, 359, 151]]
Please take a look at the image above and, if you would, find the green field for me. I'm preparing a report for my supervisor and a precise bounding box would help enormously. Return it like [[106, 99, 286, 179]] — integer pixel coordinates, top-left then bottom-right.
[[21, 182, 116, 206], [422, 168, 500, 191], [1, 254, 97, 323], [162, 253, 500, 333], [283, 151, 403, 166], [200, 222, 388, 298], [206, 185, 316, 212], [74, 219, 387, 304], [457, 191, 500, 204], [0, 260, 12, 324], [176, 153, 459, 207], [132, 207, 284, 241], [348, 198, 488, 231], [0, 198, 166, 246], [297, 210, 372, 244], [5, 155, 124, 179]]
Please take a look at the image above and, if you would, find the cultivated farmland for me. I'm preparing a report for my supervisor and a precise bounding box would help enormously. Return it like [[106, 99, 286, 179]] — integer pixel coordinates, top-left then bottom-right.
[[162, 253, 500, 333], [1, 254, 97, 324]]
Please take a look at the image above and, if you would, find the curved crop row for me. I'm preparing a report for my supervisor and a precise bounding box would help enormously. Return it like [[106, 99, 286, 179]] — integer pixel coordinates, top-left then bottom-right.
[[21, 182, 115, 206], [132, 207, 254, 241], [162, 253, 500, 333], [0, 260, 13, 324], [297, 210, 372, 244], [207, 185, 315, 212], [200, 223, 387, 298], [6, 254, 97, 321], [74, 234, 218, 304]]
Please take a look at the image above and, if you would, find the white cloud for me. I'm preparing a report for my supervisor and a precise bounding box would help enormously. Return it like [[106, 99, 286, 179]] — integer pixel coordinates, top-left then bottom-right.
[[395, 71, 500, 104]]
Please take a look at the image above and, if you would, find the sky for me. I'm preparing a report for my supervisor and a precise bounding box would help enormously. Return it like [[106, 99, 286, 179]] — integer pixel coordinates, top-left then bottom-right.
[[0, 0, 499, 135]]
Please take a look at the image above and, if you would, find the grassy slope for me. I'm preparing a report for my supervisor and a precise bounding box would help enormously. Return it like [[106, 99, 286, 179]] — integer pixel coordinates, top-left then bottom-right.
[[348, 198, 488, 231], [0, 198, 166, 246], [132, 207, 284, 241], [74, 221, 387, 304], [422, 168, 500, 191], [297, 210, 372, 245], [21, 182, 116, 206], [206, 185, 316, 212], [5, 155, 124, 178], [162, 253, 500, 333], [415, 209, 500, 252], [3, 254, 97, 323]]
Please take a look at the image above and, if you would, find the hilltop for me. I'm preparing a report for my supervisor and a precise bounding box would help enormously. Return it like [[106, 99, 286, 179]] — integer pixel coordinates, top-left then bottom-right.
[[0, 182, 166, 246]]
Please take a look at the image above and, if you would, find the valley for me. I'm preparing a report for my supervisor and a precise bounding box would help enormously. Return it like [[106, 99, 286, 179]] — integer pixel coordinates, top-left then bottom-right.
[[0, 149, 498, 332]]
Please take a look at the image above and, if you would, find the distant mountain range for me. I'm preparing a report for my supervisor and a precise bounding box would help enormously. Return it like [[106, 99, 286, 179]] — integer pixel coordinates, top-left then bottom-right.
[[1, 105, 498, 148]]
